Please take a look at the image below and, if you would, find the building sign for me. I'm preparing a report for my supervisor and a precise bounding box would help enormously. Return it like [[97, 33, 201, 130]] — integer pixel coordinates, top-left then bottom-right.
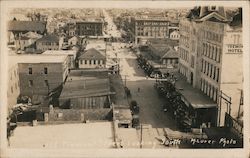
[[226, 44, 243, 54]]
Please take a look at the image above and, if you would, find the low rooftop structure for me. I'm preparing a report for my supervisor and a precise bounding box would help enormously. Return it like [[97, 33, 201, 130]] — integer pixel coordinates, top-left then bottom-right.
[[42, 50, 78, 60], [8, 54, 68, 69], [9, 122, 114, 148], [175, 73, 217, 109], [68, 69, 110, 80], [8, 21, 46, 33], [79, 48, 105, 60], [59, 78, 111, 99], [36, 34, 59, 43]]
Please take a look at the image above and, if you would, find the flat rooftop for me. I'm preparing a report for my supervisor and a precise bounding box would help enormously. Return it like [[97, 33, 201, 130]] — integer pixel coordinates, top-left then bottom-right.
[[60, 78, 111, 99], [8, 54, 68, 69], [114, 109, 132, 122], [135, 17, 169, 21], [68, 69, 110, 80], [42, 50, 77, 59], [175, 73, 217, 109], [9, 122, 115, 149]]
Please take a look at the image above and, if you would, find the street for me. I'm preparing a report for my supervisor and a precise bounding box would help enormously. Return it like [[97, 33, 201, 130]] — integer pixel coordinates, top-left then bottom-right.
[[103, 10, 189, 148]]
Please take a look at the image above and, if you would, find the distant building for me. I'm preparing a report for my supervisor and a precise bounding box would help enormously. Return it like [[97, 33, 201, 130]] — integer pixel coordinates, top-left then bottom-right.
[[179, 6, 243, 126], [9, 54, 69, 97], [78, 48, 106, 69], [36, 34, 60, 51], [131, 16, 170, 44], [76, 20, 104, 36], [8, 20, 46, 42], [161, 48, 179, 69], [15, 36, 31, 50], [66, 19, 104, 37], [147, 38, 179, 64], [169, 30, 180, 40]]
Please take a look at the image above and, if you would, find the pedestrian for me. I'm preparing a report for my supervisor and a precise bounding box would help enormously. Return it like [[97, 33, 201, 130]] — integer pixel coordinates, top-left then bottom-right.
[[138, 87, 140, 92]]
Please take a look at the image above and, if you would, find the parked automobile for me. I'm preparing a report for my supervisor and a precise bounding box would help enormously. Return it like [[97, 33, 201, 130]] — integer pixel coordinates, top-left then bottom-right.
[[130, 100, 139, 115], [132, 115, 140, 128]]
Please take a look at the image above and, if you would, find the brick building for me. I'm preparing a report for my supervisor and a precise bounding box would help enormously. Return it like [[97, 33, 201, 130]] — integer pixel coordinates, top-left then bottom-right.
[[131, 16, 170, 44], [179, 6, 243, 126], [66, 19, 104, 37]]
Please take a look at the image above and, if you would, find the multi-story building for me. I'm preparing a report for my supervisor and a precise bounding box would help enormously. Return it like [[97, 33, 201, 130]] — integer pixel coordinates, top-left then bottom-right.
[[36, 34, 60, 51], [179, 6, 242, 126], [66, 18, 104, 37], [131, 16, 170, 44], [8, 54, 69, 97]]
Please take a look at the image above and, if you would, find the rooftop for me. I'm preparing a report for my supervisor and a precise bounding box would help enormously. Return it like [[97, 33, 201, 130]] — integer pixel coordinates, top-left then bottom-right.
[[68, 69, 110, 80], [36, 34, 59, 43], [186, 6, 231, 22], [135, 16, 169, 21], [78, 48, 105, 60], [114, 108, 132, 122], [9, 122, 114, 149], [59, 78, 111, 99], [162, 48, 179, 59], [148, 38, 179, 47], [175, 73, 217, 109], [8, 20, 46, 33], [42, 50, 78, 59], [8, 54, 68, 69], [22, 31, 43, 39]]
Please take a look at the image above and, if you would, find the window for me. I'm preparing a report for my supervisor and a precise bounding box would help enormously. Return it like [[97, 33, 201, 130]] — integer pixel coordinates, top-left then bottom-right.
[[44, 67, 48, 74], [207, 63, 210, 76], [216, 68, 220, 82], [85, 60, 87, 64], [80, 60, 82, 64], [210, 65, 213, 77], [44, 80, 48, 87], [29, 80, 33, 87], [28, 67, 32, 74], [93, 60, 96, 65], [89, 60, 92, 65], [98, 60, 101, 65], [213, 66, 216, 80], [217, 48, 221, 62]]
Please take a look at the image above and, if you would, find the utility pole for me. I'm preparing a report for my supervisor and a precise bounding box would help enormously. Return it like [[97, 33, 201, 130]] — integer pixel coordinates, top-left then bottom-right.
[[124, 75, 127, 87], [140, 124, 143, 148]]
